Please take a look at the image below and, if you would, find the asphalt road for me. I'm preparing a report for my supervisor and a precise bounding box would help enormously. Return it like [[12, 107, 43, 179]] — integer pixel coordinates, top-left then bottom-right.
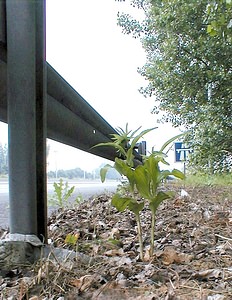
[[0, 180, 119, 229]]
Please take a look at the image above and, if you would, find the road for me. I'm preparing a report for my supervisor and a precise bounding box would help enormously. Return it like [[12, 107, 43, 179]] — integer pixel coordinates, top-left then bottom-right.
[[0, 180, 119, 229]]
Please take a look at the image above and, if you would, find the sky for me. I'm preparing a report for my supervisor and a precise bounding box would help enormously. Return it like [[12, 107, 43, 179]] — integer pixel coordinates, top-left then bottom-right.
[[0, 0, 181, 172]]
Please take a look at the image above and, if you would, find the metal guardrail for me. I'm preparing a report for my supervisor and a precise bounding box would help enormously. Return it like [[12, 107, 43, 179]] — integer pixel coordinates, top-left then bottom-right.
[[0, 1, 143, 243], [0, 39, 144, 163], [0, 47, 118, 161], [0, 1, 119, 161], [0, 1, 144, 162]]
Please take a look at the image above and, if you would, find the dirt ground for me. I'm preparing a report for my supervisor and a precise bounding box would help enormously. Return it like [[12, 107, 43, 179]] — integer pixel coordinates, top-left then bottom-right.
[[1, 183, 232, 300]]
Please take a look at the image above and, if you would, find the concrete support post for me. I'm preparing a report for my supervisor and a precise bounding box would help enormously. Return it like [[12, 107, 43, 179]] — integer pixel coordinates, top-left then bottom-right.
[[6, 0, 47, 240]]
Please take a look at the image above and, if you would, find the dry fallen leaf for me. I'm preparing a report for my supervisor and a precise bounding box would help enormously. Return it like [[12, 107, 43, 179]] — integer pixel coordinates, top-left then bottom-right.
[[69, 275, 93, 292], [111, 227, 121, 239], [143, 247, 152, 262], [161, 246, 193, 265], [175, 252, 194, 264], [162, 247, 178, 265], [193, 269, 221, 279], [104, 248, 124, 256], [207, 294, 225, 300]]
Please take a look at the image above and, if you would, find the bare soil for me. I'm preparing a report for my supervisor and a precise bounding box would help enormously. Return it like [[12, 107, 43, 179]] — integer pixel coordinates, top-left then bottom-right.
[[1, 183, 232, 300]]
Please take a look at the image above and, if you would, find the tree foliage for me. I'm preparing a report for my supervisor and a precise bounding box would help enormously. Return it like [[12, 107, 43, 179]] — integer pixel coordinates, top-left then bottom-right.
[[47, 165, 120, 180], [206, 0, 232, 38], [47, 168, 92, 179], [0, 143, 8, 175], [117, 0, 232, 173]]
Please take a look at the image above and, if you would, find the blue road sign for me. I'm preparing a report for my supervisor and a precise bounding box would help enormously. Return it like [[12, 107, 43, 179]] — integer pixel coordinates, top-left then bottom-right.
[[174, 142, 193, 162]]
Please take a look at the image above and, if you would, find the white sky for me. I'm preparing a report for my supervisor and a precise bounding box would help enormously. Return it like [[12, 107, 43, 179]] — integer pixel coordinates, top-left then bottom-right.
[[0, 0, 181, 172]]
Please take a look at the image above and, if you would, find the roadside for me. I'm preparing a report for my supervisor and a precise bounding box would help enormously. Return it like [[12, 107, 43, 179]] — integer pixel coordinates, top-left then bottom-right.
[[0, 180, 119, 229], [1, 183, 232, 299]]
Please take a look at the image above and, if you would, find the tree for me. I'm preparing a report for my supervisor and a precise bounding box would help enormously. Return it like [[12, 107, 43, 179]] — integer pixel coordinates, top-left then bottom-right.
[[117, 0, 232, 172], [206, 0, 232, 39], [47, 167, 93, 179], [0, 143, 8, 175]]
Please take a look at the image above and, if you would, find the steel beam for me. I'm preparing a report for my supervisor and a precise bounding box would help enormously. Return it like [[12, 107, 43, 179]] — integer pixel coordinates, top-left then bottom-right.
[[35, 0, 47, 242], [0, 0, 144, 248], [0, 0, 6, 45], [6, 0, 47, 239], [0, 57, 118, 161]]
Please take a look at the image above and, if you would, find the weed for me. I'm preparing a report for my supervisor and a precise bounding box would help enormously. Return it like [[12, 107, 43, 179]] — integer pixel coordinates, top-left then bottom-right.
[[185, 173, 232, 186], [49, 178, 82, 208], [95, 124, 185, 260]]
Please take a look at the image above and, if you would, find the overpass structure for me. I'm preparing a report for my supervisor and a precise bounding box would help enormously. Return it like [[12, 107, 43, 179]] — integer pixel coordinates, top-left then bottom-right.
[[0, 0, 141, 243]]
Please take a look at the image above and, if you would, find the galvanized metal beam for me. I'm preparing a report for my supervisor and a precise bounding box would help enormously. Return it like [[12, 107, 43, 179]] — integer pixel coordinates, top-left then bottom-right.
[[0, 0, 144, 248], [35, 0, 47, 242], [6, 0, 47, 240], [0, 0, 6, 45], [0, 55, 118, 161]]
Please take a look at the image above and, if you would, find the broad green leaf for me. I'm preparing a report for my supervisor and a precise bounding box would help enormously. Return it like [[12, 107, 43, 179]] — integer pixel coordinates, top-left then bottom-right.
[[114, 158, 135, 190], [125, 147, 135, 167], [134, 165, 151, 198], [128, 200, 144, 215], [111, 194, 133, 212], [114, 158, 131, 177], [171, 168, 185, 180], [126, 169, 136, 191], [149, 191, 174, 213], [143, 155, 159, 194], [100, 164, 113, 182], [114, 157, 126, 174], [158, 169, 172, 182]]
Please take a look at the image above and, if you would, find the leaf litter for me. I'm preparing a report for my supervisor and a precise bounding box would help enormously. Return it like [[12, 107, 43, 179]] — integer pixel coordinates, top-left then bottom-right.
[[0, 183, 232, 299]]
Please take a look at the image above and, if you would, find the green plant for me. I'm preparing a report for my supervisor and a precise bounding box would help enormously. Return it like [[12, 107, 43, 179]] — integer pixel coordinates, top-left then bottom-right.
[[185, 172, 232, 186], [64, 233, 79, 246], [118, 0, 232, 172], [49, 178, 82, 208], [95, 125, 185, 260]]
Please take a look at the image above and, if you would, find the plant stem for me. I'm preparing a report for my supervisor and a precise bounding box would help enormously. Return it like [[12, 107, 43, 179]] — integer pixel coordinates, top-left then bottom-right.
[[150, 210, 156, 256], [135, 213, 144, 261]]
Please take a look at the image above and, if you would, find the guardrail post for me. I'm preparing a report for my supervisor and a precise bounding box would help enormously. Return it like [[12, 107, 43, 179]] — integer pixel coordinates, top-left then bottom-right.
[[6, 0, 47, 241]]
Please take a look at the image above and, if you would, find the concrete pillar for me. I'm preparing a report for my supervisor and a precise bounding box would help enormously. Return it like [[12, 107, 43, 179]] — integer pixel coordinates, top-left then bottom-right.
[[6, 0, 47, 240]]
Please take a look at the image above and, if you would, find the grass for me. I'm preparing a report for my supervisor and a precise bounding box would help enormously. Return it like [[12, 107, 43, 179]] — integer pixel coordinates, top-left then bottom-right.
[[183, 173, 232, 186]]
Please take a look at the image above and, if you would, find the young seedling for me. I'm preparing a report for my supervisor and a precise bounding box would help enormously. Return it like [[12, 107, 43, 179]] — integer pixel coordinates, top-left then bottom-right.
[[134, 152, 184, 255], [97, 125, 156, 260], [95, 125, 185, 260], [49, 178, 82, 208]]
